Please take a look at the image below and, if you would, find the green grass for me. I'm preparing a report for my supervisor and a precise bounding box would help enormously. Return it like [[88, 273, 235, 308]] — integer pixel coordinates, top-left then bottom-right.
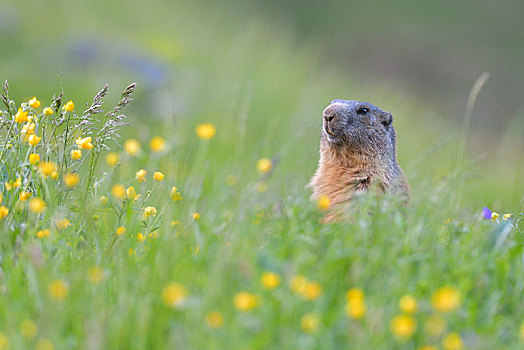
[[0, 0, 523, 348]]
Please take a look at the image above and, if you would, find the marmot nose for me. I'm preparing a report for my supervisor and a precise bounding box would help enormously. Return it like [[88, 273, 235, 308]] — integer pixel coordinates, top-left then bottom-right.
[[324, 114, 335, 122], [323, 104, 341, 122]]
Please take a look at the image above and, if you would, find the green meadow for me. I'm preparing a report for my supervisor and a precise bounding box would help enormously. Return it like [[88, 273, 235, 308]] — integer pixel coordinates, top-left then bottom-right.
[[0, 0, 522, 349]]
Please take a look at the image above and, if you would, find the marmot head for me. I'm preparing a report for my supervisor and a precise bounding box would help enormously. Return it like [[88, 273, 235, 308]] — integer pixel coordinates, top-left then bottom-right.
[[321, 99, 396, 157]]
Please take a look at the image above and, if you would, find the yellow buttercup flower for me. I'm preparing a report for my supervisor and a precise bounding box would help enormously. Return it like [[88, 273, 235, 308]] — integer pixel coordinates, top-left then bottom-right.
[[503, 213, 513, 220], [55, 218, 70, 230], [126, 186, 140, 202], [137, 233, 145, 242], [317, 195, 330, 211], [346, 287, 364, 302], [153, 171, 164, 181], [256, 158, 272, 173], [39, 161, 57, 177], [170, 186, 183, 201], [37, 229, 50, 238], [116, 226, 126, 236], [195, 123, 216, 139], [15, 107, 29, 123], [399, 295, 418, 313], [301, 313, 320, 334], [345, 299, 366, 319], [29, 198, 46, 213], [111, 184, 126, 199], [28, 134, 42, 146], [301, 281, 322, 300], [20, 318, 38, 339], [431, 287, 461, 313], [233, 292, 260, 311], [124, 139, 141, 156], [75, 136, 93, 150], [50, 171, 58, 180], [205, 311, 223, 329], [425, 315, 446, 336], [192, 212, 200, 220], [106, 152, 119, 167], [442, 332, 463, 350], [63, 100, 75, 112], [21, 122, 36, 137], [135, 169, 147, 182], [71, 149, 82, 160], [150, 136, 166, 152], [143, 206, 157, 219], [162, 282, 188, 308], [29, 153, 40, 165], [261, 272, 281, 289], [43, 107, 54, 115], [28, 97, 41, 108], [19, 191, 32, 201], [87, 266, 104, 284], [390, 315, 417, 338], [99, 196, 108, 205], [48, 279, 68, 299], [0, 206, 8, 219], [63, 173, 79, 187]]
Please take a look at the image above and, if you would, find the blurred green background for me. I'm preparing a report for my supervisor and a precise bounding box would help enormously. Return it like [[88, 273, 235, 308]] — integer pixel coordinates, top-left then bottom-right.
[[1, 0, 522, 210]]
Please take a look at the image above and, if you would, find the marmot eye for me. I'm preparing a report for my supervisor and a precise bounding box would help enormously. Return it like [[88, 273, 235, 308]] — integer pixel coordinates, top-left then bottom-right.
[[357, 107, 369, 115]]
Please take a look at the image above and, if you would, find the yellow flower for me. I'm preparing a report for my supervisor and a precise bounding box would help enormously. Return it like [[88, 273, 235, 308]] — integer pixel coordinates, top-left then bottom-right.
[[425, 315, 446, 336], [37, 229, 50, 238], [29, 153, 40, 165], [63, 173, 79, 187], [15, 107, 29, 123], [399, 295, 417, 313], [116, 226, 126, 236], [162, 282, 188, 308], [301, 282, 322, 300], [75, 136, 93, 150], [256, 158, 272, 173], [55, 218, 70, 230], [503, 213, 512, 220], [111, 184, 126, 199], [193, 212, 200, 220], [99, 196, 108, 205], [261, 272, 281, 289], [48, 279, 68, 299], [135, 169, 147, 182], [28, 97, 41, 108], [170, 186, 183, 201], [13, 177, 21, 188], [317, 195, 330, 211], [124, 139, 141, 156], [300, 313, 319, 334], [346, 287, 365, 302], [106, 152, 119, 167], [205, 311, 224, 329], [150, 136, 166, 152], [289, 275, 308, 294], [431, 287, 461, 313], [137, 233, 145, 242], [442, 332, 463, 350], [29, 198, 46, 213], [63, 100, 75, 112], [19, 191, 32, 201], [71, 149, 82, 160], [0, 206, 8, 219], [195, 123, 216, 139], [126, 186, 140, 202], [143, 206, 157, 219], [20, 318, 38, 339], [233, 292, 260, 311], [0, 332, 8, 350], [153, 171, 164, 181], [390, 315, 417, 338], [87, 266, 104, 284], [35, 338, 54, 350], [345, 299, 366, 319], [43, 107, 54, 115], [21, 122, 36, 137], [490, 212, 499, 220], [39, 161, 57, 177], [28, 134, 42, 146]]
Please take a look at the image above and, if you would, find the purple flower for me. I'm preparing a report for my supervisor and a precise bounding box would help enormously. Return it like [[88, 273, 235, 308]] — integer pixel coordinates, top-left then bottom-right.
[[482, 207, 492, 220]]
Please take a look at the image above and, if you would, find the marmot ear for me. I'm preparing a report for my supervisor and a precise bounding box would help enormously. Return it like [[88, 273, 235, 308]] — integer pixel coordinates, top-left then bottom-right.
[[380, 112, 393, 128]]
